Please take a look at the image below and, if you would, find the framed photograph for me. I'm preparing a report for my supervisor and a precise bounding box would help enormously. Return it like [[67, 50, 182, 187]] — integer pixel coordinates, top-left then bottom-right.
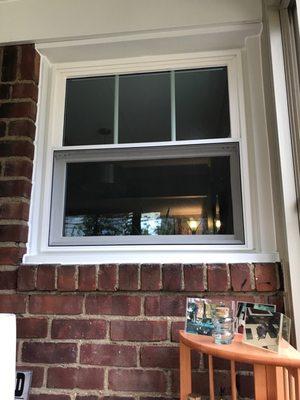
[[236, 302, 276, 334]]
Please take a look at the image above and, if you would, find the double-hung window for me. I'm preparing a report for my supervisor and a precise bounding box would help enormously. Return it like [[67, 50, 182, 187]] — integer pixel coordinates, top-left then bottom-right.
[[50, 63, 244, 246]]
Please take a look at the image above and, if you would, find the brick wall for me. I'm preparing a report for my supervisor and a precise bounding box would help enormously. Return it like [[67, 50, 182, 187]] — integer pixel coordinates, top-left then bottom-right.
[[0, 44, 284, 400]]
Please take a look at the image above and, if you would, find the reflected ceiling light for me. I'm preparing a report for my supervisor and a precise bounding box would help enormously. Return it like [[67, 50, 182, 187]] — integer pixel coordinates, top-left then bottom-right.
[[187, 218, 200, 235]]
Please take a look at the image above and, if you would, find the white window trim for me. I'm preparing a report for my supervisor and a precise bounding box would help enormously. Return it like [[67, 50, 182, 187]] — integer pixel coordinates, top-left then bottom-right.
[[24, 49, 279, 264]]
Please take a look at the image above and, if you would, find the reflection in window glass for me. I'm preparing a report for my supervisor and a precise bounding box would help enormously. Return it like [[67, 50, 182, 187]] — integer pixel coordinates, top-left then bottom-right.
[[175, 68, 230, 140], [63, 156, 234, 237], [119, 72, 171, 143], [63, 76, 115, 146]]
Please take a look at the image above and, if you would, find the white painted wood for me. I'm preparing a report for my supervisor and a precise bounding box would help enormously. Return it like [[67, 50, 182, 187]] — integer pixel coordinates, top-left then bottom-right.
[[0, 314, 16, 400], [266, 8, 300, 348]]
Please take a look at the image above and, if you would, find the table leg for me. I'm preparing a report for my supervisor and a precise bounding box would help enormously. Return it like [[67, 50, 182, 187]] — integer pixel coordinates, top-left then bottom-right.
[[254, 364, 268, 400], [180, 341, 192, 400]]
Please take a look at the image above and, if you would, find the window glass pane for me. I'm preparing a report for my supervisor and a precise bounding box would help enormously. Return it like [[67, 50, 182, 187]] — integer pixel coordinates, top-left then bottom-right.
[[119, 72, 171, 143], [175, 67, 230, 140], [63, 156, 235, 238], [63, 76, 114, 146]]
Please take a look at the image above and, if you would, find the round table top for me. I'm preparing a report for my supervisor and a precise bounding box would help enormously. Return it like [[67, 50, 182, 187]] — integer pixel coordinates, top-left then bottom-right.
[[180, 330, 300, 368]]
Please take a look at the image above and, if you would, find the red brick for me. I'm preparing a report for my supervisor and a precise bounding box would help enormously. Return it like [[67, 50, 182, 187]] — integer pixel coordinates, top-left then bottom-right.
[[0, 140, 34, 158], [171, 321, 185, 342], [98, 264, 117, 291], [0, 269, 17, 289], [119, 264, 139, 290], [47, 367, 104, 390], [17, 265, 36, 290], [19, 44, 40, 83], [30, 395, 70, 400], [12, 82, 38, 101], [0, 180, 32, 198], [255, 263, 279, 291], [0, 101, 37, 120], [102, 397, 134, 400], [17, 366, 44, 388], [2, 46, 18, 82], [29, 295, 83, 314], [76, 397, 100, 400], [86, 294, 140, 315], [22, 342, 77, 363], [78, 265, 96, 291], [141, 264, 161, 291], [0, 224, 28, 242], [109, 369, 166, 392], [0, 121, 6, 136], [183, 264, 205, 291], [162, 264, 182, 291], [0, 84, 10, 99], [230, 263, 252, 291], [141, 346, 179, 369], [57, 266, 77, 291], [8, 119, 36, 139], [17, 317, 48, 338], [52, 319, 106, 339], [110, 320, 167, 341], [0, 201, 29, 220], [207, 264, 229, 291], [36, 265, 56, 290], [0, 294, 26, 312], [268, 294, 284, 313], [145, 295, 186, 316], [0, 247, 25, 265], [236, 374, 254, 398], [81, 344, 137, 366], [4, 159, 33, 178]]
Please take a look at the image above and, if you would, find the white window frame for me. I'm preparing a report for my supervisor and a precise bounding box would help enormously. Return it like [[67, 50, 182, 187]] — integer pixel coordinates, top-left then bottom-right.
[[25, 49, 279, 264]]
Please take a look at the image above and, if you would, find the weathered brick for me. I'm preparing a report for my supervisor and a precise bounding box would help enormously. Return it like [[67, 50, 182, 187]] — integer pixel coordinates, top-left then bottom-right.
[[236, 374, 254, 398], [47, 367, 104, 390], [86, 295, 140, 316], [98, 264, 117, 291], [0, 269, 17, 289], [207, 264, 229, 291], [8, 119, 36, 139], [255, 263, 279, 291], [17, 366, 44, 388], [80, 344, 137, 367], [29, 394, 70, 400], [0, 224, 28, 242], [0, 101, 37, 120], [22, 342, 77, 364], [108, 369, 167, 392], [268, 294, 285, 313], [0, 180, 31, 198], [0, 294, 26, 313], [141, 346, 179, 369], [2, 46, 18, 82], [0, 140, 34, 158], [162, 264, 182, 291], [19, 44, 40, 83], [145, 295, 186, 316], [12, 82, 38, 101], [29, 295, 83, 314], [141, 264, 161, 291], [230, 263, 252, 291], [17, 317, 47, 338], [36, 265, 56, 290], [183, 264, 205, 291], [171, 321, 185, 342], [0, 121, 6, 136], [4, 159, 33, 179], [0, 247, 25, 265], [110, 320, 167, 341], [18, 265, 36, 291], [0, 201, 29, 220], [119, 264, 139, 290], [78, 265, 96, 291], [52, 319, 106, 339], [0, 83, 10, 99], [76, 397, 100, 400], [57, 266, 77, 291]]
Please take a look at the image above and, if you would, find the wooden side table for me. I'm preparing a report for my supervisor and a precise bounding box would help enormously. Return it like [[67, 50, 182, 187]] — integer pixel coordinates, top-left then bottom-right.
[[179, 330, 300, 400]]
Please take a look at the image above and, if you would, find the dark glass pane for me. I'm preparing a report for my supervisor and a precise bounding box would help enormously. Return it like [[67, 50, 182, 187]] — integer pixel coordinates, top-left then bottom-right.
[[175, 68, 230, 140], [63, 156, 234, 237], [119, 72, 171, 143], [63, 76, 114, 146]]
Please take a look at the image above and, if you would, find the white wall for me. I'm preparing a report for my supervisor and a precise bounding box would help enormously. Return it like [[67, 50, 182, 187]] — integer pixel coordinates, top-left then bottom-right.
[[0, 0, 262, 44]]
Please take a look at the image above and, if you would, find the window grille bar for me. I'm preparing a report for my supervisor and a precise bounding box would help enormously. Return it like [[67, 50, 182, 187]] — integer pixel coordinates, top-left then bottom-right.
[[170, 70, 176, 141], [114, 75, 119, 144]]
